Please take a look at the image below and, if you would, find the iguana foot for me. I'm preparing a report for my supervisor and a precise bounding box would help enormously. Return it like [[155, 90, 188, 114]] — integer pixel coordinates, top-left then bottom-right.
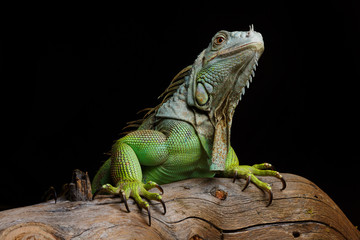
[[92, 180, 165, 226], [42, 186, 58, 203], [230, 163, 286, 206]]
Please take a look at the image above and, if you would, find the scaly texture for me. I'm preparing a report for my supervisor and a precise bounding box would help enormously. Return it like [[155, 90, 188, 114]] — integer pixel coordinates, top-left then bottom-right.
[[92, 27, 286, 226]]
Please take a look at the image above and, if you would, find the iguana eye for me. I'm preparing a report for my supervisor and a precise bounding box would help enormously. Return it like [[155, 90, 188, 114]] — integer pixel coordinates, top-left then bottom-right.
[[214, 36, 225, 45], [212, 33, 227, 49]]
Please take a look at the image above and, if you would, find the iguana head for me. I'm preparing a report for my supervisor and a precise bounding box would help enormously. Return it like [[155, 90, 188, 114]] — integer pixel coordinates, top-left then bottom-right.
[[187, 26, 264, 171]]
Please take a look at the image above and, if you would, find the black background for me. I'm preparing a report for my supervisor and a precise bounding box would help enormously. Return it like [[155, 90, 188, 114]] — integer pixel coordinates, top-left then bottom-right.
[[2, 1, 359, 227]]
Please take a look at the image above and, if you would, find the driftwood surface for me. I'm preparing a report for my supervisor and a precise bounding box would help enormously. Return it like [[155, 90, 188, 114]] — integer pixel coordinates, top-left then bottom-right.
[[0, 173, 359, 240]]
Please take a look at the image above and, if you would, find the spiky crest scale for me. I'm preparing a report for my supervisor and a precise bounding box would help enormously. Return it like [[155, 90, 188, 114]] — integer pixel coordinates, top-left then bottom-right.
[[121, 65, 192, 134]]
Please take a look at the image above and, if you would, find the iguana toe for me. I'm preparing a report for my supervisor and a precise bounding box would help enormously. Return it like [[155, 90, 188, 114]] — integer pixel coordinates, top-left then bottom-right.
[[241, 174, 251, 191], [43, 186, 58, 203], [144, 180, 164, 195]]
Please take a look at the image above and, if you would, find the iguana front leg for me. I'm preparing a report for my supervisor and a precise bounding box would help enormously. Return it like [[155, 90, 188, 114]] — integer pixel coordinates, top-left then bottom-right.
[[92, 130, 168, 226], [223, 147, 286, 206]]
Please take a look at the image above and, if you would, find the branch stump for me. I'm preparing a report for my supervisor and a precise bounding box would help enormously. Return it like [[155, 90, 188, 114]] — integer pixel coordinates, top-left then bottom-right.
[[0, 174, 359, 239]]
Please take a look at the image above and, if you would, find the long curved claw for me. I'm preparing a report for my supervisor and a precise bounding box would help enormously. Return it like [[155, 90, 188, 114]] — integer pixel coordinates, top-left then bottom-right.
[[146, 206, 151, 226], [276, 173, 287, 190], [92, 188, 102, 200], [232, 170, 238, 183], [52, 187, 58, 203], [242, 175, 251, 191], [265, 188, 273, 207], [159, 199, 166, 215], [155, 184, 164, 195], [48, 186, 57, 203], [119, 190, 130, 212], [43, 186, 58, 203], [280, 177, 286, 190]]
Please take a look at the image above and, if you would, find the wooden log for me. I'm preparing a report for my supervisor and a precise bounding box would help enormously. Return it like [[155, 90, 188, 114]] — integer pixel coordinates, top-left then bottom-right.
[[0, 174, 359, 239]]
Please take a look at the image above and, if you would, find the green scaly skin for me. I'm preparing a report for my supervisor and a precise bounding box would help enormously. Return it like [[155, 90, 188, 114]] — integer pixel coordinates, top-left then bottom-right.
[[92, 27, 286, 226]]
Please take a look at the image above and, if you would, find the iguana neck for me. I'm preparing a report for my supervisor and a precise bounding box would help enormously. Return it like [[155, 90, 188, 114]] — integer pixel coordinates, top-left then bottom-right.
[[155, 83, 214, 140]]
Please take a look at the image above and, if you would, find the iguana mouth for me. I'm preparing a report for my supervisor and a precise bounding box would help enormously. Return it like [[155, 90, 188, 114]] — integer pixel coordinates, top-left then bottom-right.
[[207, 42, 262, 63], [217, 42, 263, 59]]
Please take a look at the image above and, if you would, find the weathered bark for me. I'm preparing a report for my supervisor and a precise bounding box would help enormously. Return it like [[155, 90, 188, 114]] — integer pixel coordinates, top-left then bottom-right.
[[67, 169, 93, 202], [0, 174, 359, 239]]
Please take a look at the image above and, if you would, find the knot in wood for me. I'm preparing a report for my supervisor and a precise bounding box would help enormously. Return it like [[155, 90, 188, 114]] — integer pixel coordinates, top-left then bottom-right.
[[210, 187, 228, 200], [189, 234, 204, 240]]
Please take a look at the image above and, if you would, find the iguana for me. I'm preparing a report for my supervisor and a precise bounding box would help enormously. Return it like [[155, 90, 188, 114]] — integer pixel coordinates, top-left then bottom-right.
[[92, 26, 286, 226]]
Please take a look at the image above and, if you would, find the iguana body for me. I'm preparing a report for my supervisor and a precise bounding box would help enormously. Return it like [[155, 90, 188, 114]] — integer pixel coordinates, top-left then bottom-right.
[[92, 27, 286, 226]]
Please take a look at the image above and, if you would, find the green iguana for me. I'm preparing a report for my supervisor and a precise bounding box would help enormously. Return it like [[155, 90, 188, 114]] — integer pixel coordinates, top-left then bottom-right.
[[92, 26, 286, 226]]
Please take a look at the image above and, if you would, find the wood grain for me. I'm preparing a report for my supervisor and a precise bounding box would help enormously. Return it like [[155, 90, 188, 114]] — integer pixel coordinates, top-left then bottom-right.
[[0, 174, 359, 239]]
